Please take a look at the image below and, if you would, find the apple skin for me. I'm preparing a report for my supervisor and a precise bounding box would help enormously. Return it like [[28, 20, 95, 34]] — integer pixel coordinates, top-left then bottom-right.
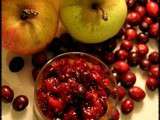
[[60, 0, 127, 43], [2, 0, 58, 55]]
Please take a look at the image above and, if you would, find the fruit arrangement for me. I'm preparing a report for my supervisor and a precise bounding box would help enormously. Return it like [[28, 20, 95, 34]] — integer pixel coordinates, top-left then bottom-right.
[[2, 0, 159, 120]]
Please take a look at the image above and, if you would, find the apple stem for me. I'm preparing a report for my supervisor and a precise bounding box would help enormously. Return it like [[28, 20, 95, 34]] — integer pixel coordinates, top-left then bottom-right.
[[97, 7, 108, 21], [21, 9, 38, 20]]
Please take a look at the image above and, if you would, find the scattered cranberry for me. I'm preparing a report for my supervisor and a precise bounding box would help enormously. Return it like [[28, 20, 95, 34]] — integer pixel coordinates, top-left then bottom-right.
[[143, 16, 153, 25], [110, 109, 120, 120], [149, 65, 159, 78], [127, 51, 140, 66], [120, 40, 133, 51], [148, 51, 159, 64], [121, 71, 136, 88], [149, 22, 159, 37], [1, 85, 14, 103], [139, 21, 149, 31], [127, 0, 136, 8], [32, 52, 48, 68], [125, 28, 137, 41], [115, 49, 128, 61], [121, 98, 134, 114], [111, 86, 126, 101], [146, 76, 158, 91], [9, 57, 24, 72], [135, 5, 146, 17], [32, 68, 40, 81], [137, 33, 149, 43], [104, 52, 115, 64], [113, 61, 129, 73], [127, 11, 141, 25], [136, 44, 149, 57], [146, 1, 159, 17], [140, 59, 151, 71], [12, 95, 29, 111], [129, 86, 146, 101]]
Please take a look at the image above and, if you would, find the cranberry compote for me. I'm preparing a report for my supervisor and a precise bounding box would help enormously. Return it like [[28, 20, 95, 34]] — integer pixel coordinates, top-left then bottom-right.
[[35, 52, 116, 120]]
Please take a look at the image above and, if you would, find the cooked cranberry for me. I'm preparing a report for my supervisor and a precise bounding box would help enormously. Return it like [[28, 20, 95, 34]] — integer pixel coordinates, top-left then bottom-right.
[[126, 0, 136, 8], [32, 68, 40, 81], [129, 86, 146, 101], [125, 28, 137, 40], [9, 57, 24, 72], [110, 109, 120, 120], [63, 107, 78, 120], [149, 22, 159, 37], [135, 5, 146, 17], [32, 51, 48, 68], [143, 17, 153, 25], [104, 52, 115, 64], [140, 59, 151, 71], [146, 1, 159, 17], [121, 98, 134, 114], [115, 49, 128, 61], [149, 65, 159, 78], [127, 51, 140, 66], [148, 51, 159, 64], [120, 40, 133, 51], [121, 71, 136, 88], [139, 21, 149, 31], [136, 44, 149, 57], [127, 11, 141, 25], [113, 61, 129, 73], [1, 85, 14, 103], [111, 86, 126, 101], [12, 95, 29, 111], [137, 33, 149, 43], [146, 76, 158, 91]]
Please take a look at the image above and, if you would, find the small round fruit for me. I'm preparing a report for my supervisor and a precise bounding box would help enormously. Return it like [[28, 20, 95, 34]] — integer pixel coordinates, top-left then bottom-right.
[[139, 21, 149, 31], [146, 77, 158, 91], [149, 23, 159, 37], [148, 51, 159, 64], [127, 51, 140, 66], [125, 28, 137, 40], [120, 40, 133, 51], [140, 59, 150, 71], [1, 85, 14, 103], [126, 0, 136, 8], [146, 1, 159, 17], [149, 65, 159, 78], [111, 86, 126, 101], [137, 33, 149, 43], [12, 95, 29, 111], [104, 52, 115, 64], [135, 5, 146, 17], [136, 44, 148, 57], [115, 49, 128, 61], [110, 109, 120, 120], [129, 86, 145, 101], [9, 57, 24, 72], [113, 61, 129, 73], [121, 98, 134, 114], [127, 11, 141, 25]]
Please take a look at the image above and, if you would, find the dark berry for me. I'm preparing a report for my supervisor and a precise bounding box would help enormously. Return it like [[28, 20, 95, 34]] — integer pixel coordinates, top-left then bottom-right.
[[120, 40, 133, 51], [127, 51, 140, 66], [1, 85, 14, 103], [148, 51, 159, 64], [135, 5, 146, 17], [115, 49, 128, 61], [103, 52, 115, 64], [146, 77, 158, 91], [9, 57, 24, 72], [140, 59, 150, 71], [137, 33, 149, 43], [110, 109, 120, 120], [121, 98, 134, 114]]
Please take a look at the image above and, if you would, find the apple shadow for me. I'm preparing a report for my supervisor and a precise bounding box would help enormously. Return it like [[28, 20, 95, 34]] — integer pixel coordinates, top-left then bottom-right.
[[2, 103, 11, 116], [11, 107, 27, 120]]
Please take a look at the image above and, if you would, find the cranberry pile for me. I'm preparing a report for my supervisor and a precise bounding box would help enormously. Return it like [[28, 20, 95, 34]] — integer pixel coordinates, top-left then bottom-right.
[[36, 54, 116, 120]]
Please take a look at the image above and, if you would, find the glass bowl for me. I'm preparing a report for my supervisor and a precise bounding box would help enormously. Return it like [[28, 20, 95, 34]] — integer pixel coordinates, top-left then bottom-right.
[[34, 52, 117, 120]]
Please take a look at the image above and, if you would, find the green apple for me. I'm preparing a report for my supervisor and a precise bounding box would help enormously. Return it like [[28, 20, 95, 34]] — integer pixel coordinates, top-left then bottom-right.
[[60, 0, 127, 43]]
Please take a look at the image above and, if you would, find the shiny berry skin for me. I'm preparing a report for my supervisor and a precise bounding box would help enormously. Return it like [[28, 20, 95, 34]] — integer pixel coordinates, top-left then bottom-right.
[[115, 49, 128, 61], [127, 12, 141, 25], [110, 109, 120, 120], [127, 0, 136, 8], [149, 23, 159, 37], [146, 77, 158, 91], [148, 51, 159, 64], [12, 95, 29, 111], [127, 51, 140, 66], [146, 1, 159, 17], [137, 33, 149, 43], [121, 71, 136, 88], [113, 61, 129, 73], [135, 5, 146, 17], [121, 98, 134, 114], [129, 86, 146, 101], [111, 86, 126, 101], [136, 44, 149, 57], [139, 21, 149, 31], [140, 59, 151, 71], [120, 40, 133, 51], [1, 85, 14, 103], [32, 52, 48, 68], [125, 28, 137, 40], [149, 65, 159, 78], [143, 17, 153, 25], [104, 52, 115, 64], [9, 57, 24, 72]]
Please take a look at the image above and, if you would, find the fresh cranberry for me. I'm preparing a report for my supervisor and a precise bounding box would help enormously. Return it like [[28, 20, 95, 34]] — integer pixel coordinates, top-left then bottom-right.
[[113, 61, 129, 73], [110, 109, 120, 120], [127, 51, 140, 66], [137, 33, 149, 43], [63, 107, 78, 120], [143, 16, 153, 25], [111, 86, 126, 101], [140, 59, 151, 71], [146, 1, 159, 17], [127, 11, 141, 25], [9, 57, 24, 72], [136, 43, 149, 57], [121, 71, 136, 88], [121, 98, 134, 114], [135, 5, 146, 17], [139, 21, 149, 31], [32, 68, 40, 81], [115, 49, 128, 61], [149, 65, 159, 78], [149, 22, 159, 37], [148, 51, 159, 64], [126, 0, 136, 8], [1, 85, 14, 103], [104, 52, 115, 64], [32, 51, 48, 68], [12, 95, 29, 111], [120, 40, 133, 51], [129, 86, 146, 101], [146, 76, 158, 91], [125, 28, 137, 40]]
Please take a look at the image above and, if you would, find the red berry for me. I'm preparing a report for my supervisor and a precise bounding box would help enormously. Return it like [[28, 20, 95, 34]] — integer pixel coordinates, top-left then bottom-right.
[[115, 49, 128, 61], [125, 28, 137, 40], [149, 65, 159, 78], [140, 59, 151, 71], [129, 86, 146, 101], [149, 22, 159, 37], [136, 43, 149, 57], [139, 21, 149, 31], [1, 85, 14, 103], [127, 51, 140, 66], [146, 77, 158, 91], [146, 1, 159, 17], [120, 40, 133, 51], [113, 61, 130, 73], [148, 51, 159, 64], [135, 5, 146, 17], [127, 11, 141, 25], [111, 86, 126, 101], [137, 33, 149, 43], [127, 0, 136, 8], [110, 109, 120, 120], [143, 16, 153, 25], [121, 98, 134, 114]]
